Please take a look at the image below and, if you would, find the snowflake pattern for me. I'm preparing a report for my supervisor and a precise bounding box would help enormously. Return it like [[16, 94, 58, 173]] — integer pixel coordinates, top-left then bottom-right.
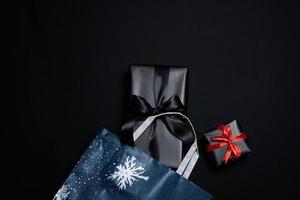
[[108, 156, 149, 190], [53, 184, 70, 200]]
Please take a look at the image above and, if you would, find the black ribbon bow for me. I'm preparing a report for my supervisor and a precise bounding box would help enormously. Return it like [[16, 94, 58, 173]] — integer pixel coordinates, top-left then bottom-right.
[[121, 95, 195, 159], [130, 95, 185, 115]]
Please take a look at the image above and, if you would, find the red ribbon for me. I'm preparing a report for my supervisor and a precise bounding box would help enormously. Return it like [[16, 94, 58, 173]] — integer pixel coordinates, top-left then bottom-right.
[[206, 124, 247, 164]]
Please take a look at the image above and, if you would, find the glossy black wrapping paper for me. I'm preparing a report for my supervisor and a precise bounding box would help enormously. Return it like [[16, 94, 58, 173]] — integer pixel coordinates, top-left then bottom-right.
[[121, 65, 194, 168]]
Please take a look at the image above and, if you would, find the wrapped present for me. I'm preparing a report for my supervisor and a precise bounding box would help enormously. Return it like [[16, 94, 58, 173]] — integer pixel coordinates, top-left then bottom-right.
[[203, 120, 251, 167], [121, 65, 194, 169], [53, 128, 212, 200]]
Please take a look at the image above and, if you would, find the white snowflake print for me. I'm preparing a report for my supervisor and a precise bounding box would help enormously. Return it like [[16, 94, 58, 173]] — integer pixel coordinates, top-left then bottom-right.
[[108, 156, 149, 190], [53, 184, 70, 200]]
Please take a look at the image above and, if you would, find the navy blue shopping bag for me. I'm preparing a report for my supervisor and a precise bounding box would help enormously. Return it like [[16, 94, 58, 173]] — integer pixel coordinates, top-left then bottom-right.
[[53, 113, 212, 200]]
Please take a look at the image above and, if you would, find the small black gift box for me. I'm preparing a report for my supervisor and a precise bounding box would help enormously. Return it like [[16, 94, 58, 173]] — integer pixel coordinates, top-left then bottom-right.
[[121, 65, 194, 169], [203, 120, 251, 167]]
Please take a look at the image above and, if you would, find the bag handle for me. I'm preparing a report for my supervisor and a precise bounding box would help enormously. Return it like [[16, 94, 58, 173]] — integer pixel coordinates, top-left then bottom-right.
[[132, 112, 199, 179]]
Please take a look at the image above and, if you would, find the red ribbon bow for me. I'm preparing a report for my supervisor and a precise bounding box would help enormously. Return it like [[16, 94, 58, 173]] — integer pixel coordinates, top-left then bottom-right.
[[206, 124, 247, 164]]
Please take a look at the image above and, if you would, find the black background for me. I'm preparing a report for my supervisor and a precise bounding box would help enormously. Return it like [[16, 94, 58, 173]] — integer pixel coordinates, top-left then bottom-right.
[[5, 1, 300, 199]]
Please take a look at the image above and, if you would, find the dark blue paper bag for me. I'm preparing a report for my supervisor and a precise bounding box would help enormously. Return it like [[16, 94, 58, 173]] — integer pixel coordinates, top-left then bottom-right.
[[53, 126, 212, 200]]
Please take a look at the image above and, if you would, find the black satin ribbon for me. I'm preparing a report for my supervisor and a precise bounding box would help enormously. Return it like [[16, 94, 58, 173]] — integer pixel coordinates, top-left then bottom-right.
[[121, 95, 195, 157], [130, 95, 185, 115]]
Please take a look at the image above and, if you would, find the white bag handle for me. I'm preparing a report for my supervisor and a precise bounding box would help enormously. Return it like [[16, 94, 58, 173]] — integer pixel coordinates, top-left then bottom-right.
[[132, 112, 199, 179]]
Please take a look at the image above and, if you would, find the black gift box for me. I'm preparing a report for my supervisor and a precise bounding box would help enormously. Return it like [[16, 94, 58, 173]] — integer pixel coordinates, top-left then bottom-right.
[[121, 65, 194, 169], [202, 120, 251, 167]]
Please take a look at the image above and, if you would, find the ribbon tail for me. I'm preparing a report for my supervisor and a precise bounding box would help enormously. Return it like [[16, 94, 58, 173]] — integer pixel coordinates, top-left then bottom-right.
[[223, 148, 232, 164], [148, 120, 160, 160], [162, 115, 195, 145], [231, 143, 242, 159], [120, 116, 146, 144]]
